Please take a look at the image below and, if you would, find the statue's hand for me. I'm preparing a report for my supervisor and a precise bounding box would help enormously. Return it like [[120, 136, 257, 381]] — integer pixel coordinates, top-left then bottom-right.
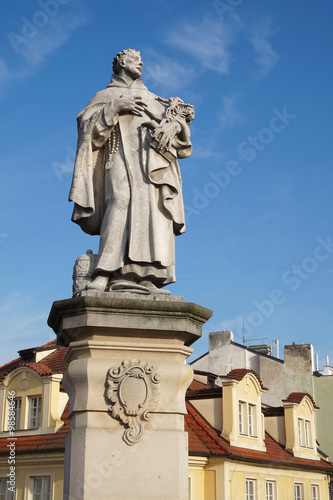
[[111, 95, 147, 117], [153, 121, 181, 151]]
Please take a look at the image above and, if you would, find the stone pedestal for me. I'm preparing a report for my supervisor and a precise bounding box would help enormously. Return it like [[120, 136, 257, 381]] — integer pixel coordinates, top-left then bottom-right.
[[48, 293, 212, 500]]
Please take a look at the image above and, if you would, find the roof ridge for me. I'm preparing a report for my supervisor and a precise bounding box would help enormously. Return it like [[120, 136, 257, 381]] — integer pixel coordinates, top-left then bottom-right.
[[225, 368, 268, 391], [0, 356, 21, 371], [283, 392, 319, 410]]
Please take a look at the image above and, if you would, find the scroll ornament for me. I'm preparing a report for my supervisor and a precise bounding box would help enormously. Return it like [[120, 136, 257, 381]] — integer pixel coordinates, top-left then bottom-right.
[[106, 359, 161, 445]]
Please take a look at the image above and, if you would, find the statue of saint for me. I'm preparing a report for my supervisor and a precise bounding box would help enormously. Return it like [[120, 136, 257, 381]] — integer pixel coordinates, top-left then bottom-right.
[[69, 49, 194, 294]]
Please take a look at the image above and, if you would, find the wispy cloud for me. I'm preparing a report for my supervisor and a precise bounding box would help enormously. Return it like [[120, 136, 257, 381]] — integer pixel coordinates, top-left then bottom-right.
[[143, 51, 195, 91], [218, 92, 243, 130], [247, 18, 280, 79], [1, 8, 87, 95], [16, 13, 87, 66], [192, 145, 225, 160], [166, 17, 240, 74]]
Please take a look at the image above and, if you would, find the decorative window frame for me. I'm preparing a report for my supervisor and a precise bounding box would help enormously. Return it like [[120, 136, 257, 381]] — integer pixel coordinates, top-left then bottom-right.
[[24, 471, 54, 500], [245, 477, 257, 500], [28, 396, 42, 429], [311, 483, 320, 500], [265, 479, 277, 500], [294, 482, 304, 500], [238, 401, 257, 438]]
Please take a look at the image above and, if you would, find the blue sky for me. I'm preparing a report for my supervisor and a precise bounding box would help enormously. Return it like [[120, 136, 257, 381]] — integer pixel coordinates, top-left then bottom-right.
[[0, 0, 332, 369]]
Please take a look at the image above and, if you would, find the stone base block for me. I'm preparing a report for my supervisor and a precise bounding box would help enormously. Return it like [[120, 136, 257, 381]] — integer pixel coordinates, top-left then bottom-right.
[[48, 295, 212, 500], [65, 428, 189, 500]]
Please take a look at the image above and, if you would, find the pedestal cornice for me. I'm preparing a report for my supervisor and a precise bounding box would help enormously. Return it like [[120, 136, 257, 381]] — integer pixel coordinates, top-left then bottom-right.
[[48, 294, 212, 347]]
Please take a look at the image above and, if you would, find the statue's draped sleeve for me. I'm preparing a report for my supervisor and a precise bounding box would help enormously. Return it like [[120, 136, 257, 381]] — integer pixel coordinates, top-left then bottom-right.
[[69, 101, 120, 235]]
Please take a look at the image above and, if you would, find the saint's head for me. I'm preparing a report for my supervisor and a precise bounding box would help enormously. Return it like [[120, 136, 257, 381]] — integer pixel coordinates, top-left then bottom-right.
[[113, 49, 143, 80]]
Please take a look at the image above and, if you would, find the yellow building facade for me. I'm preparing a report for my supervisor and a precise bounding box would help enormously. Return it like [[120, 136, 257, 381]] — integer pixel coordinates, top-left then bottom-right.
[[187, 369, 333, 500], [0, 343, 332, 500]]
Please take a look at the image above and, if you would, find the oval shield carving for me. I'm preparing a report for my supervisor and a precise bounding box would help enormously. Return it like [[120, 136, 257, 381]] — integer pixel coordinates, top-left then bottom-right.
[[106, 359, 161, 445]]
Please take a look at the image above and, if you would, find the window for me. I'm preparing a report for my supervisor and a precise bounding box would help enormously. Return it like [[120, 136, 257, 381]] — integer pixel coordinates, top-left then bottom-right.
[[29, 397, 42, 429], [298, 418, 313, 449], [248, 404, 255, 436], [298, 419, 303, 446], [311, 485, 319, 500], [239, 401, 257, 437], [294, 483, 303, 500], [0, 479, 14, 500], [239, 402, 245, 434], [246, 479, 256, 500], [266, 480, 275, 500], [31, 477, 51, 500], [14, 399, 21, 430], [305, 420, 311, 448], [7, 398, 21, 432]]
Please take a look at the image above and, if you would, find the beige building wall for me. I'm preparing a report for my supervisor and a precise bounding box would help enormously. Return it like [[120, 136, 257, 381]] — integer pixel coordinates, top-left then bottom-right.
[[189, 460, 330, 500]]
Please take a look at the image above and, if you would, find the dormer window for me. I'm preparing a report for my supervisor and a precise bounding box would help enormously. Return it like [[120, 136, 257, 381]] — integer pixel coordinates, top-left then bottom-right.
[[283, 393, 319, 460], [298, 418, 312, 449], [221, 370, 266, 452], [29, 396, 42, 429], [239, 401, 257, 437]]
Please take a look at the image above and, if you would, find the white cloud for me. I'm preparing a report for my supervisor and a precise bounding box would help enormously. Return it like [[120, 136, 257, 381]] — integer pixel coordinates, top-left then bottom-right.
[[166, 17, 240, 74], [143, 52, 195, 92], [16, 12, 87, 66], [247, 18, 280, 78], [218, 92, 243, 130], [192, 146, 225, 160], [1, 9, 87, 96]]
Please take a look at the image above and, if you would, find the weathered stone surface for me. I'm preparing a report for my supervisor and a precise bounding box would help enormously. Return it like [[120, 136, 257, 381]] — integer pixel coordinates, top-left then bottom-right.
[[48, 295, 212, 347], [72, 250, 97, 296], [69, 48, 194, 294], [48, 296, 212, 500]]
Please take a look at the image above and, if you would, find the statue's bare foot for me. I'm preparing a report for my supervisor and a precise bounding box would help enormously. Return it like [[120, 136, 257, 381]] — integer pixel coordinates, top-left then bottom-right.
[[86, 275, 109, 292], [140, 281, 171, 295]]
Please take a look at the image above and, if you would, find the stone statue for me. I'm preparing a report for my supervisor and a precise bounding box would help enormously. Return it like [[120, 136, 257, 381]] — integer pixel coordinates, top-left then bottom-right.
[[69, 49, 194, 294]]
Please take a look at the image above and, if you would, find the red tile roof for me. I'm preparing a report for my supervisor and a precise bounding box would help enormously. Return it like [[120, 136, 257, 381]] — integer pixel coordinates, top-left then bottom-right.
[[225, 369, 268, 391], [262, 406, 284, 417], [0, 346, 67, 381], [187, 378, 222, 399], [186, 402, 333, 472], [18, 340, 57, 354], [283, 392, 320, 410], [39, 347, 67, 374], [0, 357, 22, 373]]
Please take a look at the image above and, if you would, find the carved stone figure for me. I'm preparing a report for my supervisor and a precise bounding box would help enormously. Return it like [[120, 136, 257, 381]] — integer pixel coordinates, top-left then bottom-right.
[[69, 49, 194, 294]]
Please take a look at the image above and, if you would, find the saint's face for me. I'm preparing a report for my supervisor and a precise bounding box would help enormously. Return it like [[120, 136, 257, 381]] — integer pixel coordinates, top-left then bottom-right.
[[122, 53, 143, 79]]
